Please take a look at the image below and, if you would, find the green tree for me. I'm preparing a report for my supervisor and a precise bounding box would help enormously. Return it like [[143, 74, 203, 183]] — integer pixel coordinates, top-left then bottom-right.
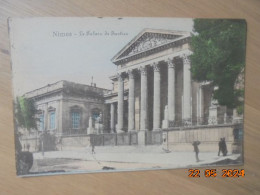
[[15, 96, 38, 132], [190, 19, 246, 113]]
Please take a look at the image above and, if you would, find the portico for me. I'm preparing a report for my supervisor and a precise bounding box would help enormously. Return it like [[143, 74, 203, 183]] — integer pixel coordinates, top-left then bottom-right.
[[105, 29, 205, 134]]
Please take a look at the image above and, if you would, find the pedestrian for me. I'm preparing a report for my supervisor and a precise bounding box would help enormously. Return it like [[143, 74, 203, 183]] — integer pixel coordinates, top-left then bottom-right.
[[218, 137, 228, 156], [92, 143, 95, 154], [218, 138, 223, 156], [192, 141, 200, 162], [26, 143, 30, 152], [222, 137, 228, 156]]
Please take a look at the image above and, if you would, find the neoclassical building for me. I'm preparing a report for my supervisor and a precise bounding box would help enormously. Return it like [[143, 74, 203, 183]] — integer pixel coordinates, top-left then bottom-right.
[[20, 29, 243, 151], [23, 29, 240, 137], [104, 29, 228, 133], [24, 80, 110, 135]]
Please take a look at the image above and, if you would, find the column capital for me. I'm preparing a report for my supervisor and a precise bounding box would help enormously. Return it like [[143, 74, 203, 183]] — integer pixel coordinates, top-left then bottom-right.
[[167, 58, 175, 69], [127, 69, 135, 79], [181, 54, 191, 65], [117, 73, 124, 81], [152, 62, 160, 72], [139, 66, 147, 75]]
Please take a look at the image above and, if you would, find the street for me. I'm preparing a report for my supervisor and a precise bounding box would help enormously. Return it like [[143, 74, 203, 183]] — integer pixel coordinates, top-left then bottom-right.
[[29, 145, 241, 175]]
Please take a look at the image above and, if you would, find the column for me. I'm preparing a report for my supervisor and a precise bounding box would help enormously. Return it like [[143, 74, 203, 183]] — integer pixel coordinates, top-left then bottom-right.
[[198, 84, 203, 124], [117, 73, 124, 132], [44, 103, 48, 131], [59, 100, 63, 133], [182, 54, 192, 122], [140, 66, 148, 130], [56, 101, 60, 132], [110, 103, 115, 132], [128, 70, 135, 131], [167, 58, 175, 122], [196, 91, 199, 125], [153, 62, 161, 130], [199, 85, 203, 118]]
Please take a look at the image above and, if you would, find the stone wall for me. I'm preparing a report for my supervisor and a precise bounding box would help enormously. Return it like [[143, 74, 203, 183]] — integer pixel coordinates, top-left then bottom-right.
[[20, 125, 239, 154], [90, 132, 138, 146], [164, 125, 235, 152], [60, 135, 91, 151]]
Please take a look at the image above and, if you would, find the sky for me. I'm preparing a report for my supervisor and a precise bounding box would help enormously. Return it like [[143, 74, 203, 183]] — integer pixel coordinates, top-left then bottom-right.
[[9, 17, 193, 97]]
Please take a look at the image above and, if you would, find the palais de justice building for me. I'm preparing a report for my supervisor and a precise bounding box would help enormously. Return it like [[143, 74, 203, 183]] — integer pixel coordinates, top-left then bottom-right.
[[105, 29, 230, 133], [24, 29, 242, 148]]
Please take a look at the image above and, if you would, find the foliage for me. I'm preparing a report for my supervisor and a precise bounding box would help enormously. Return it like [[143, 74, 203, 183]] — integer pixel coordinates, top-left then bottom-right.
[[15, 96, 38, 132], [16, 151, 34, 175], [190, 19, 246, 110]]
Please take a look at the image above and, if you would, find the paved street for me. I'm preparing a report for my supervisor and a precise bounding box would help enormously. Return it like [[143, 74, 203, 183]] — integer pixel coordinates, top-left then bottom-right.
[[29, 145, 241, 175]]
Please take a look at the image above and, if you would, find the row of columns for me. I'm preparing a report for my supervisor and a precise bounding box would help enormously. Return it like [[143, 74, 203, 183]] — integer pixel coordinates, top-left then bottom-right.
[[111, 54, 191, 132]]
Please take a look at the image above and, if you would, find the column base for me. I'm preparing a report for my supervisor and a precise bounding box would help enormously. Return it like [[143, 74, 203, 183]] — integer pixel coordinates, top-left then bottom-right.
[[116, 130, 125, 134], [162, 120, 169, 129], [162, 131, 170, 152], [87, 128, 95, 135], [138, 130, 146, 145], [129, 129, 137, 132], [110, 129, 115, 133]]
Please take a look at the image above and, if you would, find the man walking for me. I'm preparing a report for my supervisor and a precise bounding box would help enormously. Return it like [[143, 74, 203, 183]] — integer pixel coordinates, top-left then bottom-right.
[[218, 138, 223, 156], [192, 141, 200, 162], [218, 137, 228, 156], [92, 143, 95, 154], [222, 137, 227, 156]]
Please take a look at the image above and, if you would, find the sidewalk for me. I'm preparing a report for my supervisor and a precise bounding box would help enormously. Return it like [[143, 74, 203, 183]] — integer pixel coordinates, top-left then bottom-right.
[[33, 145, 241, 168]]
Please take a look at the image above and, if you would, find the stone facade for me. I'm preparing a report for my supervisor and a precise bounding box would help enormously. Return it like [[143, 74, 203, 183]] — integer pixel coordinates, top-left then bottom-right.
[[24, 80, 110, 135], [20, 29, 243, 150], [164, 125, 234, 152], [105, 29, 230, 134]]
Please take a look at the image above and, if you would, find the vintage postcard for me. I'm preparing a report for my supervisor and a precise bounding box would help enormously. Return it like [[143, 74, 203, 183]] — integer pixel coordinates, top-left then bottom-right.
[[9, 17, 246, 177]]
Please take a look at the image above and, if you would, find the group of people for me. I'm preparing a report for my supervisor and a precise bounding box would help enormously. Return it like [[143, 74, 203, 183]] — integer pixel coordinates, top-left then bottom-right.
[[192, 137, 228, 162]]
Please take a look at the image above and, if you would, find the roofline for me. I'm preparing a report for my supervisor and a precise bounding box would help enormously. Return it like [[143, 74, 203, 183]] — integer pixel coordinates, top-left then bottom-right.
[[111, 28, 192, 64], [24, 80, 111, 98], [24, 80, 64, 96]]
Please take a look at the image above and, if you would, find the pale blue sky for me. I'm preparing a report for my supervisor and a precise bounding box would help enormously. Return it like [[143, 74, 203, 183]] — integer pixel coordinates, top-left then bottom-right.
[[9, 17, 193, 97]]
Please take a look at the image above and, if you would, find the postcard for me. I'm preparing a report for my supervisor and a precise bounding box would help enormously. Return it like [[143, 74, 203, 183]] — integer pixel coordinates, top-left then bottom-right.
[[8, 17, 246, 176]]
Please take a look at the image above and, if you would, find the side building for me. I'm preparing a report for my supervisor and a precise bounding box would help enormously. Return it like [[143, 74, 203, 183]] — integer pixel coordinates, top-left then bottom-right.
[[24, 80, 111, 136]]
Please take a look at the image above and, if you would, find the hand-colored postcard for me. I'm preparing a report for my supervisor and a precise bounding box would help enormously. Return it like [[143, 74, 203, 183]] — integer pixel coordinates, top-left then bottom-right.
[[8, 17, 246, 177]]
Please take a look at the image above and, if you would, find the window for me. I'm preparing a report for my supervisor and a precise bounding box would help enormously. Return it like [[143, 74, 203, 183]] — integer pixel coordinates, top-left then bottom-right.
[[39, 114, 44, 131], [92, 112, 100, 121], [72, 112, 80, 129], [92, 108, 101, 123], [49, 111, 56, 130]]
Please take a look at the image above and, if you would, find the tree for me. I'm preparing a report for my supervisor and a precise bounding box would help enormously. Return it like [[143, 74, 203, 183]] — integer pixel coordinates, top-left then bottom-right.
[[15, 96, 38, 132], [14, 97, 37, 175], [190, 19, 246, 113]]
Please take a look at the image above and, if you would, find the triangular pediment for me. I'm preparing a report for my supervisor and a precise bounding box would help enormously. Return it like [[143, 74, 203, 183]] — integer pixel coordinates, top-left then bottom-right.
[[112, 29, 191, 64]]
